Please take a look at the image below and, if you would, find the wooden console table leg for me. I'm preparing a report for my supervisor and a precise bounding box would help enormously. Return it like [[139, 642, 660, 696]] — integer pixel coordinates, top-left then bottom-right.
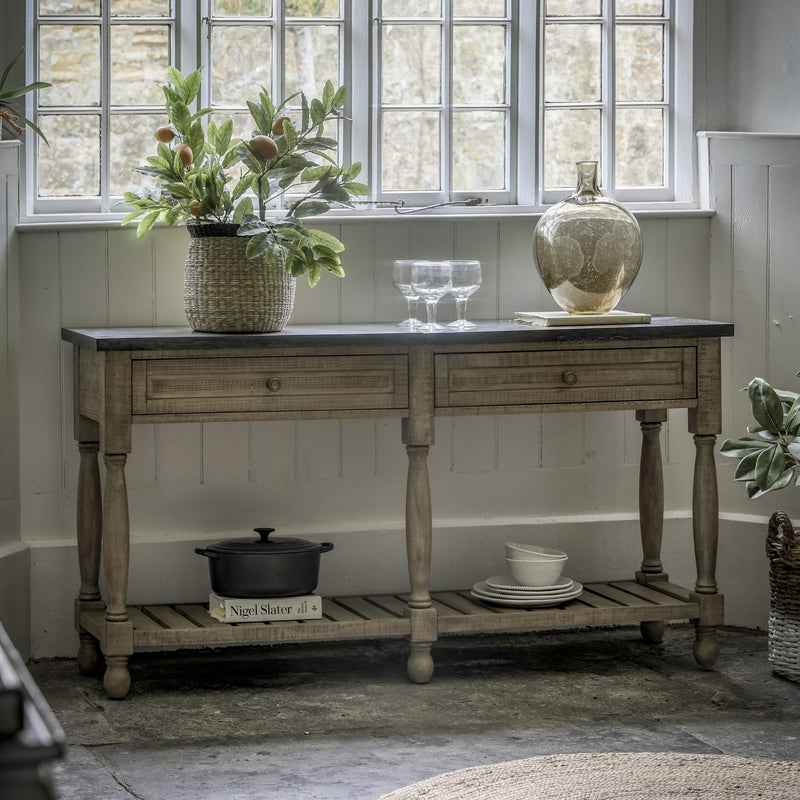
[[75, 440, 104, 675], [691, 433, 721, 667], [636, 410, 668, 644], [102, 453, 133, 699], [405, 444, 436, 684]]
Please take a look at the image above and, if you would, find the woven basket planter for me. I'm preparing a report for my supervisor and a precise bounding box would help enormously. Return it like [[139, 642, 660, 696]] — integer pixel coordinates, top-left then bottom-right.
[[184, 223, 295, 333], [766, 510, 800, 682]]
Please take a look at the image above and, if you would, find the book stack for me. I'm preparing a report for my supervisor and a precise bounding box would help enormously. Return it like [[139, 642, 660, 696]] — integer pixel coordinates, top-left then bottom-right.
[[208, 592, 322, 623]]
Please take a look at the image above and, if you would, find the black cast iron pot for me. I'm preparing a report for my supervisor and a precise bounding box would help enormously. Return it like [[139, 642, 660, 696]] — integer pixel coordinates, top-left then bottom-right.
[[195, 528, 334, 598]]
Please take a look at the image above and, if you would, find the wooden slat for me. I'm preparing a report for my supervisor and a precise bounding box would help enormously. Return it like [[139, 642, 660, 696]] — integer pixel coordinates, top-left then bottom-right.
[[436, 591, 503, 616], [333, 596, 404, 620], [364, 594, 410, 617], [175, 603, 221, 628], [144, 605, 202, 629], [611, 581, 681, 606], [648, 581, 693, 603], [585, 583, 656, 606], [574, 587, 625, 609], [127, 607, 165, 631], [321, 599, 369, 622]]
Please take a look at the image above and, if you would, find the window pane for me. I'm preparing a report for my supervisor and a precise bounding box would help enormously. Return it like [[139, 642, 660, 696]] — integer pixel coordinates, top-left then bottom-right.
[[453, 25, 505, 104], [543, 108, 601, 189], [286, 0, 339, 16], [110, 113, 166, 195], [213, 0, 271, 15], [211, 25, 272, 107], [110, 1, 170, 15], [382, 0, 441, 18], [38, 115, 100, 197], [545, 23, 601, 102], [382, 110, 440, 191], [616, 0, 663, 16], [382, 25, 441, 104], [615, 107, 663, 187], [454, 0, 506, 16], [111, 25, 170, 106], [285, 25, 340, 100], [40, 26, 100, 106], [39, 1, 99, 13], [616, 24, 663, 102], [546, 0, 601, 16], [453, 110, 506, 191]]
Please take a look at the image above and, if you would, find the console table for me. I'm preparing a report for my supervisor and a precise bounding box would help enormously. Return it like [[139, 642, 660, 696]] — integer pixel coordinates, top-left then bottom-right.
[[62, 317, 733, 699]]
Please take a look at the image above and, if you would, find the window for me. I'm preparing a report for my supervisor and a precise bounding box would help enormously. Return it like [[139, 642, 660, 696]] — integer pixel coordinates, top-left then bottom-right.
[[26, 0, 691, 217]]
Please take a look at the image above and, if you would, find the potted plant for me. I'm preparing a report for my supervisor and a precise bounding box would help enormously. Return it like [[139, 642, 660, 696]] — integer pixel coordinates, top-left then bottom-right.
[[122, 67, 368, 332], [721, 375, 800, 682], [1, 47, 50, 142]]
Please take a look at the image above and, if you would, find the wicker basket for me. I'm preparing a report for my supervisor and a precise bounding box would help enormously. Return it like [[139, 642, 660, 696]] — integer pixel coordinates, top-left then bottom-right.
[[184, 223, 295, 333], [766, 510, 800, 682]]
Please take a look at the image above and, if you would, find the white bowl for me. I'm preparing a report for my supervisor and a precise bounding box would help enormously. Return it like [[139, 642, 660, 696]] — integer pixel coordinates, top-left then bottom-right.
[[504, 542, 567, 561], [505, 555, 567, 587]]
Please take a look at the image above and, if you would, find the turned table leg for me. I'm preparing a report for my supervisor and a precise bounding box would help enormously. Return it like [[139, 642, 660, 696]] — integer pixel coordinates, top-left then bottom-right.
[[691, 433, 722, 667], [75, 440, 103, 675], [405, 444, 436, 683], [636, 410, 668, 644], [101, 453, 134, 698]]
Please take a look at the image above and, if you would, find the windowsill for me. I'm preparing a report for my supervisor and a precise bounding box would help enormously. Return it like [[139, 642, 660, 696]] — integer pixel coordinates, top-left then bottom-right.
[[15, 202, 714, 232]]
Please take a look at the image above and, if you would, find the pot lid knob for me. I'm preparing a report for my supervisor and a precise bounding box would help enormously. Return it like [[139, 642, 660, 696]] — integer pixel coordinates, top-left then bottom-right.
[[254, 527, 275, 543]]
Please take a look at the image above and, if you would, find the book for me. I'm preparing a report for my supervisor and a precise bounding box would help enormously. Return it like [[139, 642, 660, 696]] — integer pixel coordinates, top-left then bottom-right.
[[208, 592, 323, 623], [514, 310, 651, 327]]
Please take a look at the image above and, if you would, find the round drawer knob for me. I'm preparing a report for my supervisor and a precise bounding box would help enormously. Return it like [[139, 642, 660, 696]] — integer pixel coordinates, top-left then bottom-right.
[[562, 371, 578, 386], [266, 377, 282, 392]]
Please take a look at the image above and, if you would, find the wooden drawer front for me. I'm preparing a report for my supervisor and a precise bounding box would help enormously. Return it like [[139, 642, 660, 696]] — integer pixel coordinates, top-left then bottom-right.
[[434, 347, 696, 408], [132, 355, 408, 415]]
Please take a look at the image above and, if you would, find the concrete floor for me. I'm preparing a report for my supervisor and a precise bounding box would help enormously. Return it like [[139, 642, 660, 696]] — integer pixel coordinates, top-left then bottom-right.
[[29, 624, 800, 800]]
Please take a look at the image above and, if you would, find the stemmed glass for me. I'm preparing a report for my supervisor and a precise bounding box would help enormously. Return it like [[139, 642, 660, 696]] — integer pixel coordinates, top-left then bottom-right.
[[392, 260, 420, 329], [447, 260, 482, 329], [411, 260, 452, 331]]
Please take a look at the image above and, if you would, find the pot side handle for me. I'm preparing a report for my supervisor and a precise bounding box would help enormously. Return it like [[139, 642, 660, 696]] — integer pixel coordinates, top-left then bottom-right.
[[194, 547, 219, 559], [320, 542, 334, 553]]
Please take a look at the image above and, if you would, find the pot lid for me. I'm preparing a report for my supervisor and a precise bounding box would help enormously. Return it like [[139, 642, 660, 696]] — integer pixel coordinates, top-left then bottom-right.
[[205, 528, 327, 555]]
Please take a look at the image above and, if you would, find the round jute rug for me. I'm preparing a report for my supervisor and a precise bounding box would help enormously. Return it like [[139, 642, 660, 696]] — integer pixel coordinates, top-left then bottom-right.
[[375, 752, 800, 800]]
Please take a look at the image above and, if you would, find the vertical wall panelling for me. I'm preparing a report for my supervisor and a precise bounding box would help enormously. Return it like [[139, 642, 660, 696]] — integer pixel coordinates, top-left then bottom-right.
[[0, 143, 20, 547], [201, 421, 251, 489], [291, 221, 342, 324], [153, 227, 189, 325], [666, 217, 712, 318], [341, 419, 378, 479], [767, 164, 800, 392], [622, 219, 667, 315], [452, 219, 500, 323], [372, 220, 411, 322], [497, 217, 545, 318], [339, 222, 376, 322], [296, 419, 341, 481]]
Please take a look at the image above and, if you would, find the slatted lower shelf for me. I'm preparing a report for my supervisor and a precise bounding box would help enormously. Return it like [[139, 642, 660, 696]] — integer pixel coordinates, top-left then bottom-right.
[[79, 580, 700, 652]]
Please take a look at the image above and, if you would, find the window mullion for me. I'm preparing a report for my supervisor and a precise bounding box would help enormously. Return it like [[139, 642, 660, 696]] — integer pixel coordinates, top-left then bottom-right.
[[604, 0, 615, 196], [100, 0, 111, 212]]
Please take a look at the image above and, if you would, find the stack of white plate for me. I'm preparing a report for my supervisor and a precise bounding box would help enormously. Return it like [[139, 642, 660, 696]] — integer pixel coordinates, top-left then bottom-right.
[[471, 574, 583, 607]]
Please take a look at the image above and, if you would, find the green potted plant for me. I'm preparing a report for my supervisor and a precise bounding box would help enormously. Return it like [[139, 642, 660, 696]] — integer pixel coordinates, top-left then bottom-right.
[[721, 375, 800, 683], [122, 67, 368, 332], [1, 47, 50, 142]]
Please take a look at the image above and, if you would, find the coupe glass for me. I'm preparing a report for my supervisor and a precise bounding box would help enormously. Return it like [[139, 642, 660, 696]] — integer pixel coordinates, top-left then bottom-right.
[[446, 260, 482, 329], [411, 260, 452, 331], [392, 259, 420, 328]]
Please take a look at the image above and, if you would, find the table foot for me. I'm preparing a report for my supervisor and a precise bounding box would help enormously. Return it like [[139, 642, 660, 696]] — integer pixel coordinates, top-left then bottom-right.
[[76, 633, 103, 676], [640, 620, 665, 643], [693, 623, 720, 668], [407, 643, 434, 684], [103, 656, 132, 699]]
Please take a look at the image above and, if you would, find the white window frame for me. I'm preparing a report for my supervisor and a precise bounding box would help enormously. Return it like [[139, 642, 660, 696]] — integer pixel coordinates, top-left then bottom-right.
[[22, 0, 694, 222]]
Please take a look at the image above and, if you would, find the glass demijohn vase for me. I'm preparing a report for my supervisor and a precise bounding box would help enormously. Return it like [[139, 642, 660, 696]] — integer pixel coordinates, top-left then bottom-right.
[[532, 161, 643, 315]]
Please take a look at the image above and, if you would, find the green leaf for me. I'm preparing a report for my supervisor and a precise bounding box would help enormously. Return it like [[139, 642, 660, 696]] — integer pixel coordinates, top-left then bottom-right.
[[305, 228, 345, 252], [0, 48, 24, 93], [748, 378, 785, 433], [136, 210, 160, 238], [344, 181, 371, 196], [785, 396, 800, 434], [310, 98, 326, 126], [170, 101, 192, 135], [215, 119, 233, 154], [301, 95, 310, 130], [322, 80, 335, 112], [184, 120, 205, 158], [754, 443, 787, 490], [333, 84, 348, 108], [307, 261, 323, 287], [0, 81, 51, 101], [182, 68, 202, 104], [247, 100, 272, 135], [292, 201, 331, 218], [733, 449, 760, 482], [719, 437, 772, 458], [167, 66, 186, 95], [232, 197, 253, 224]]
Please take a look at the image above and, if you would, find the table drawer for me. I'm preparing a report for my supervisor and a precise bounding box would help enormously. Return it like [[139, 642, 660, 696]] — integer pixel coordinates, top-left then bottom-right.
[[434, 347, 696, 409], [132, 354, 408, 415]]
